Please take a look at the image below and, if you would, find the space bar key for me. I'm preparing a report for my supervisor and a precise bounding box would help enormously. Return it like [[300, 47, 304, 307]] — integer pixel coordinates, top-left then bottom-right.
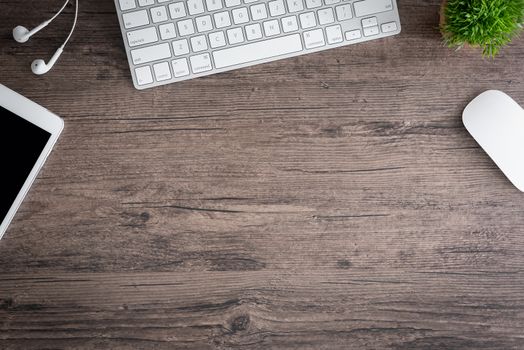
[[213, 34, 303, 69]]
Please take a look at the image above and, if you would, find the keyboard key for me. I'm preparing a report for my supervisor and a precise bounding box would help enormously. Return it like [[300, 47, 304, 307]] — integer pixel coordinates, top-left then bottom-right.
[[131, 43, 171, 64], [317, 8, 334, 25], [214, 11, 232, 28], [281, 15, 298, 32], [345, 29, 361, 40], [299, 12, 316, 29], [178, 19, 195, 36], [381, 21, 398, 32], [123, 10, 149, 29], [169, 2, 187, 19], [325, 24, 342, 44], [127, 27, 158, 47], [187, 0, 205, 15], [361, 17, 377, 27], [305, 0, 321, 9], [213, 34, 303, 68], [119, 0, 136, 11], [232, 7, 249, 24], [303, 28, 324, 49], [268, 0, 285, 16], [191, 35, 209, 51], [353, 0, 393, 17], [209, 31, 227, 47], [196, 15, 214, 32], [135, 66, 153, 85], [172, 39, 190, 55], [245, 23, 262, 40], [225, 0, 241, 7], [138, 0, 154, 6], [250, 3, 268, 20], [324, 0, 340, 4], [159, 23, 177, 39], [263, 19, 281, 36], [286, 0, 304, 12], [172, 58, 190, 77], [335, 4, 352, 21], [150, 6, 168, 23], [363, 25, 379, 36], [206, 0, 223, 11], [153, 61, 172, 81], [227, 27, 244, 44], [244, 0, 258, 3], [190, 53, 212, 73]]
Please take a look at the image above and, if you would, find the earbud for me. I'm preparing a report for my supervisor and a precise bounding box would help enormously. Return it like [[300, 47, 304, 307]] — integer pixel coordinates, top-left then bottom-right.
[[31, 47, 64, 75], [12, 21, 50, 43], [13, 0, 77, 76], [12, 26, 30, 43]]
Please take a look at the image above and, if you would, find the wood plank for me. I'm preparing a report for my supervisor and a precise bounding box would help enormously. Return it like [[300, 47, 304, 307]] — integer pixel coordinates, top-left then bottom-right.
[[1, 271, 523, 349]]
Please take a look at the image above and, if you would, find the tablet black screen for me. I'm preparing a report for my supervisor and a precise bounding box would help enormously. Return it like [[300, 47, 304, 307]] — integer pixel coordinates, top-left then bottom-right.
[[1, 106, 51, 220]]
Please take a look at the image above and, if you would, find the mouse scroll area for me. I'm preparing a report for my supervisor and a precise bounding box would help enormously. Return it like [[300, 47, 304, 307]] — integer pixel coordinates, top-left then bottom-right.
[[463, 90, 524, 192]]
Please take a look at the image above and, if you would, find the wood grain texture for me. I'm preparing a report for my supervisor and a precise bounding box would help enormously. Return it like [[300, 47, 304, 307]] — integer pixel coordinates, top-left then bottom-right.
[[1, 0, 524, 349]]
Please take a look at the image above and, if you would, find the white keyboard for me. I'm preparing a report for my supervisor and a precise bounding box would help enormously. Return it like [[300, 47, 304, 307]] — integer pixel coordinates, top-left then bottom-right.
[[114, 0, 401, 90]]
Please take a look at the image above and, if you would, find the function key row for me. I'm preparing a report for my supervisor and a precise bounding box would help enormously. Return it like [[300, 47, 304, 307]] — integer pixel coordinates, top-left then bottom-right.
[[120, 0, 332, 12], [120, 0, 269, 12], [121, 0, 347, 21], [120, 0, 393, 17]]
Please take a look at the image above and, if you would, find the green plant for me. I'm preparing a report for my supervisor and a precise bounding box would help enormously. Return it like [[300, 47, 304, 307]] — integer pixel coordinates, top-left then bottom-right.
[[441, 0, 524, 57]]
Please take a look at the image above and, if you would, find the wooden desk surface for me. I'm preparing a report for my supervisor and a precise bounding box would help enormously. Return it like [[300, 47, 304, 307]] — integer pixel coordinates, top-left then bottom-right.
[[1, 0, 524, 349]]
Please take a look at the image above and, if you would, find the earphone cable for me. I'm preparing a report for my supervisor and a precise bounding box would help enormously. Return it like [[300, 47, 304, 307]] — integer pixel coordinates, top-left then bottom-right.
[[62, 0, 78, 48], [50, 0, 71, 23]]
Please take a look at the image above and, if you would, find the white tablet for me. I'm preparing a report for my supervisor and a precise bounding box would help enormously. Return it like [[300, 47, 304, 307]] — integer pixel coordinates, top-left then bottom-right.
[[0, 84, 64, 240]]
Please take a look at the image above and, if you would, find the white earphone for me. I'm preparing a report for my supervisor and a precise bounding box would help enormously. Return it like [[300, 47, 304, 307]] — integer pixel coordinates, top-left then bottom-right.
[[13, 0, 78, 75], [13, 21, 52, 44]]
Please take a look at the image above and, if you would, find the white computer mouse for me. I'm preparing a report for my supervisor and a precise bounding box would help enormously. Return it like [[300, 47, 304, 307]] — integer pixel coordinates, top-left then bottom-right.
[[463, 90, 524, 192]]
